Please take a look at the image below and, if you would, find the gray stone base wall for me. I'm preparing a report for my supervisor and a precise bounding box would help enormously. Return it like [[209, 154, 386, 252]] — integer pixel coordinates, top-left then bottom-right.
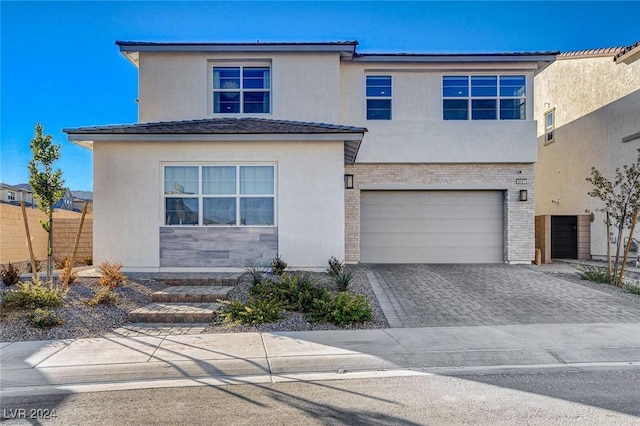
[[160, 227, 277, 268], [344, 163, 535, 264]]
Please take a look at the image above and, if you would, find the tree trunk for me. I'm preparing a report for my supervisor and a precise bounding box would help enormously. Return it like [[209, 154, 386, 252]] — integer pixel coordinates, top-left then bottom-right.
[[606, 212, 612, 284], [617, 210, 639, 287], [47, 212, 54, 286]]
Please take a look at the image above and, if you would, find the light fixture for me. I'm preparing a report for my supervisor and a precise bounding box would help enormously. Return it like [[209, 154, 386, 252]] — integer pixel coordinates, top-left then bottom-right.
[[519, 189, 528, 202], [344, 174, 354, 189]]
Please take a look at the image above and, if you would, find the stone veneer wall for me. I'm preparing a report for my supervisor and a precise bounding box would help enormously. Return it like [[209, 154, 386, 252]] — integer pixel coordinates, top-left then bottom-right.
[[160, 227, 277, 267], [344, 163, 535, 264]]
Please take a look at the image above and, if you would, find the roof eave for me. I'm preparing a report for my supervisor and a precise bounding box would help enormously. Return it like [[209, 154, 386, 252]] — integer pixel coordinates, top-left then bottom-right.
[[615, 43, 640, 65]]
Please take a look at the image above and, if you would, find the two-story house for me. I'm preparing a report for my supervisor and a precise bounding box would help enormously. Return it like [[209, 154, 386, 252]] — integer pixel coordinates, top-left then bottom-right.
[[534, 42, 640, 263], [64, 41, 555, 272]]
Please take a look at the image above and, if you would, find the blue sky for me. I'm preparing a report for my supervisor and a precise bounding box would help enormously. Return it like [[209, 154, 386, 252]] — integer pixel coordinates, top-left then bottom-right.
[[1, 1, 638, 191]]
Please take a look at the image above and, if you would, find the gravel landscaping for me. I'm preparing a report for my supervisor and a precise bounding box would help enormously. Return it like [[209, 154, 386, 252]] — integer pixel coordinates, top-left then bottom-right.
[[0, 267, 388, 342]]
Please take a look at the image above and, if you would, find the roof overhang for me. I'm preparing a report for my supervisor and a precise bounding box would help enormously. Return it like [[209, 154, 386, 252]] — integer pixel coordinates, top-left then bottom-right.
[[64, 118, 366, 164], [116, 41, 359, 66], [615, 42, 640, 65]]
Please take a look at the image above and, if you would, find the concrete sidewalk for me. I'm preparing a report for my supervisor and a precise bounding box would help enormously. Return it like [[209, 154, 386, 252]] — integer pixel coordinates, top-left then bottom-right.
[[2, 322, 640, 396]]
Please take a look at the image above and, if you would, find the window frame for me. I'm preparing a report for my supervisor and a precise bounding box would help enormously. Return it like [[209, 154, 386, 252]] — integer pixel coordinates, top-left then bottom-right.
[[211, 63, 272, 115], [163, 163, 277, 227], [7, 191, 15, 201], [366, 75, 392, 120], [544, 108, 555, 145], [442, 74, 527, 121]]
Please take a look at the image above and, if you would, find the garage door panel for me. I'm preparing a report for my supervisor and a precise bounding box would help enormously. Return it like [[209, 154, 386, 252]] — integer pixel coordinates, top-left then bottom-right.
[[360, 190, 504, 263]]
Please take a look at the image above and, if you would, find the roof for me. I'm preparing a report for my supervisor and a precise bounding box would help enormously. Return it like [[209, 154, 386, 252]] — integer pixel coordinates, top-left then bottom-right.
[[614, 41, 640, 64], [72, 191, 93, 201], [558, 46, 628, 59], [64, 118, 367, 164], [0, 183, 32, 193], [116, 40, 557, 68]]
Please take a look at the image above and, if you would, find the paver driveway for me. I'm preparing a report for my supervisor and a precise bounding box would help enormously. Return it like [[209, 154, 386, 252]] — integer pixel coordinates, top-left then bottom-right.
[[364, 264, 640, 328]]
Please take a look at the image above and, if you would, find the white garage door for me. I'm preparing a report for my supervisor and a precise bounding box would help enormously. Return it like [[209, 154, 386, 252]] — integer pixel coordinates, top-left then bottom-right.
[[360, 190, 504, 263]]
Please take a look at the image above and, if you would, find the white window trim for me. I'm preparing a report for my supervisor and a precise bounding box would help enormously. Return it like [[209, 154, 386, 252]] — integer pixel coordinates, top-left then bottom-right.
[[544, 108, 555, 145], [366, 75, 392, 120], [209, 61, 272, 116], [442, 74, 527, 120], [162, 163, 277, 227], [7, 191, 15, 201]]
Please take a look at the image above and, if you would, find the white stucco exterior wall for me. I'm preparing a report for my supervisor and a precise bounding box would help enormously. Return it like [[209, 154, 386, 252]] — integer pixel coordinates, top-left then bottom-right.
[[93, 140, 345, 271], [340, 62, 538, 163], [534, 53, 640, 258], [138, 52, 341, 124]]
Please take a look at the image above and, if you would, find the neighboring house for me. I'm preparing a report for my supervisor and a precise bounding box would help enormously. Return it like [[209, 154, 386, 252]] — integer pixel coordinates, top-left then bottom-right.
[[53, 188, 75, 211], [534, 41, 640, 263], [71, 190, 94, 213], [64, 41, 556, 272], [0, 183, 36, 207]]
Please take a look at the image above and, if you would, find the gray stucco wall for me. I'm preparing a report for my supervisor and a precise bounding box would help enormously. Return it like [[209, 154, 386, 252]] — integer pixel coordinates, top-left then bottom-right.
[[160, 227, 277, 267]]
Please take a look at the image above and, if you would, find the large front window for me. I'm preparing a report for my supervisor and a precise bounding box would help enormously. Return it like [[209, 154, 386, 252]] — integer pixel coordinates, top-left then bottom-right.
[[213, 67, 271, 114], [443, 75, 526, 120], [164, 165, 275, 226]]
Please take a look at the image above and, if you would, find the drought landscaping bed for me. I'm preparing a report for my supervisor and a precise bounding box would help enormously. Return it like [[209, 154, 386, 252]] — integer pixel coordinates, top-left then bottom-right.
[[0, 267, 388, 342]]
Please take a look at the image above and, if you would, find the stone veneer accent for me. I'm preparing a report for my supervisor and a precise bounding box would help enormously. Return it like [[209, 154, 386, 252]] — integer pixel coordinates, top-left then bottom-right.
[[160, 227, 277, 267], [344, 163, 535, 264]]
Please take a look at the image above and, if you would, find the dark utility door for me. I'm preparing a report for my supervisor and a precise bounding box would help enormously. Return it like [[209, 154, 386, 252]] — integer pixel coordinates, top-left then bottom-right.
[[551, 216, 578, 259]]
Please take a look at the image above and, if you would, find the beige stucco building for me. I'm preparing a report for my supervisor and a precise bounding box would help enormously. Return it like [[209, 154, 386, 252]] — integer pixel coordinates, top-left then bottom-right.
[[65, 41, 556, 272], [534, 42, 640, 263]]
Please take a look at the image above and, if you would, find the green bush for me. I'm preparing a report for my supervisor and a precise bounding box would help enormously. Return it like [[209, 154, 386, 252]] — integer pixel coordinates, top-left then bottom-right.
[[1, 262, 21, 286], [311, 293, 372, 326], [25, 308, 63, 328], [270, 255, 288, 276], [251, 273, 330, 313], [576, 264, 610, 284], [221, 298, 283, 325], [244, 265, 268, 286], [88, 286, 118, 307], [2, 281, 62, 310], [627, 284, 640, 295]]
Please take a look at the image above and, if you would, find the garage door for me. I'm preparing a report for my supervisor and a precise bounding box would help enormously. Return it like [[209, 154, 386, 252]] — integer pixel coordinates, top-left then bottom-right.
[[360, 190, 504, 263]]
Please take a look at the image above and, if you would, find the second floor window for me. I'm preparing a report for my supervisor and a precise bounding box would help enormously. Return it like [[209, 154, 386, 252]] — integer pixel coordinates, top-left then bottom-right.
[[443, 75, 526, 120], [366, 76, 392, 120], [544, 109, 555, 144], [213, 67, 270, 114]]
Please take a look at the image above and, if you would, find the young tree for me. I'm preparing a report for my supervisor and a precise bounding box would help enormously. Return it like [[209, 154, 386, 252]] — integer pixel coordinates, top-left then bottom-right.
[[586, 150, 640, 287], [28, 123, 65, 285]]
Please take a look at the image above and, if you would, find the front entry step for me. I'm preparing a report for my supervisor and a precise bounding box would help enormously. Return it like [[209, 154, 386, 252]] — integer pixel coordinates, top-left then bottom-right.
[[128, 302, 221, 323], [151, 286, 234, 303]]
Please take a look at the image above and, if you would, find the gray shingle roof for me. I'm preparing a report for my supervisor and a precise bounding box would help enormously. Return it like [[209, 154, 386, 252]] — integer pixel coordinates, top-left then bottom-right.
[[63, 117, 366, 135]]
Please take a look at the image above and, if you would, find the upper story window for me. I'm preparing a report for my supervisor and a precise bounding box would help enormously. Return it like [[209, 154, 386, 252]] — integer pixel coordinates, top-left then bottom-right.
[[366, 76, 392, 120], [7, 191, 15, 201], [213, 66, 271, 114], [443, 75, 526, 120], [544, 109, 555, 144], [164, 164, 275, 226]]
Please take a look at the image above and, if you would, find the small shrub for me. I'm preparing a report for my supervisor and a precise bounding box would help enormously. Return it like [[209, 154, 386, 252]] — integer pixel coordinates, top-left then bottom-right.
[[311, 293, 372, 326], [627, 284, 640, 295], [220, 298, 283, 325], [84, 256, 93, 266], [27, 259, 42, 273], [54, 257, 68, 270], [59, 259, 78, 284], [88, 286, 118, 307], [99, 261, 126, 288], [576, 264, 610, 284], [251, 273, 330, 313], [0, 262, 21, 286], [244, 265, 269, 286], [327, 256, 344, 277], [270, 255, 288, 276], [25, 308, 63, 328], [332, 270, 354, 292], [1, 281, 62, 310]]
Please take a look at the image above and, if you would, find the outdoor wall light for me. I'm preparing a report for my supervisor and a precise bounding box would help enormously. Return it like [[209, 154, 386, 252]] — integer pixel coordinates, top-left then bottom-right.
[[344, 174, 354, 189], [519, 189, 528, 202]]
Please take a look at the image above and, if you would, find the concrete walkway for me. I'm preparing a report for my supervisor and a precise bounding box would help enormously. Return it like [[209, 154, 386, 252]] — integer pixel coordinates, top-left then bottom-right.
[[2, 322, 640, 396]]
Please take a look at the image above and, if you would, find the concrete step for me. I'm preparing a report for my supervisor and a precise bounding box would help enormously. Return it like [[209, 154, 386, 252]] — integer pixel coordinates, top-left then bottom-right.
[[160, 277, 239, 287], [128, 302, 221, 323], [151, 286, 234, 303]]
